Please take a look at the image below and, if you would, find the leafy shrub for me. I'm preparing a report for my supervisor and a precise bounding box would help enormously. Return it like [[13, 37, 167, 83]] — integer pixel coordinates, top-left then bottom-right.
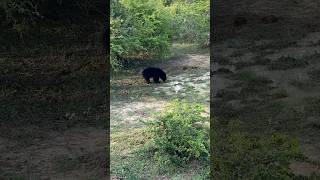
[[110, 0, 173, 70], [170, 0, 209, 46], [110, 0, 209, 70], [211, 120, 305, 179], [148, 100, 209, 165]]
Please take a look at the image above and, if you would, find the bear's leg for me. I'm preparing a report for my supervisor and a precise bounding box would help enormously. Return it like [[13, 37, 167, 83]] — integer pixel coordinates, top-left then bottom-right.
[[154, 76, 160, 83], [143, 75, 151, 83]]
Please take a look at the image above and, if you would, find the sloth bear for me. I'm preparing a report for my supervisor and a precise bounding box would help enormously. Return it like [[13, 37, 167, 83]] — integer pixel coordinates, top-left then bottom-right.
[[142, 67, 166, 83]]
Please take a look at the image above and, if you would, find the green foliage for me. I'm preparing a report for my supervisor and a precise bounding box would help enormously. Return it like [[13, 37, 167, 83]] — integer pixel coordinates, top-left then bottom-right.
[[110, 0, 209, 70], [148, 100, 209, 165], [170, 0, 209, 46], [212, 120, 305, 179], [110, 0, 173, 70]]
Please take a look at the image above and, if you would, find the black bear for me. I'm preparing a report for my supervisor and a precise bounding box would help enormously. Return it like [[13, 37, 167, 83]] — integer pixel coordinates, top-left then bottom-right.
[[142, 67, 166, 83]]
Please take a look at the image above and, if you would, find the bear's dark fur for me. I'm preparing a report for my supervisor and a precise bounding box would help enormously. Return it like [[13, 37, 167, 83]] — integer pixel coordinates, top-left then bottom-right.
[[142, 67, 166, 83]]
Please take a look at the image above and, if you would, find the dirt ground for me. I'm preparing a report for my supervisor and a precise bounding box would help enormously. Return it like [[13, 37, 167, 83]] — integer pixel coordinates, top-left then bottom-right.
[[212, 0, 320, 176], [0, 51, 108, 179], [110, 53, 210, 129]]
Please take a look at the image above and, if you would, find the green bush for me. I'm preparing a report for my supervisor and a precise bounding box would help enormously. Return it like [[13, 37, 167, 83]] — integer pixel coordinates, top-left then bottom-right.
[[211, 120, 305, 179], [148, 100, 209, 165], [110, 0, 173, 70], [110, 0, 209, 70], [170, 0, 209, 46]]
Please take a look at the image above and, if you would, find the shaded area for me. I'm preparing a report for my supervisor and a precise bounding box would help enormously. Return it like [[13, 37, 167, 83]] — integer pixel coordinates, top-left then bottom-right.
[[0, 50, 108, 179], [212, 0, 320, 177]]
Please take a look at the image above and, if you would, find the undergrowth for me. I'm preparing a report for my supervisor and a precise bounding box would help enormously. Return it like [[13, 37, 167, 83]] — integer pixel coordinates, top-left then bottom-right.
[[211, 120, 305, 179]]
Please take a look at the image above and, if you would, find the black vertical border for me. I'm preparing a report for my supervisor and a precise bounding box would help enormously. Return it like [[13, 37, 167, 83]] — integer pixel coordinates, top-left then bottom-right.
[[210, 0, 228, 179], [210, 0, 214, 178], [104, 0, 110, 178]]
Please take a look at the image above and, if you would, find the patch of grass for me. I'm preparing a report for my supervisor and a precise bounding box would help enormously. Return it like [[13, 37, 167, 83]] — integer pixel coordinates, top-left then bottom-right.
[[111, 152, 209, 179], [237, 101, 285, 133], [111, 127, 209, 179], [111, 100, 210, 179], [170, 43, 209, 57], [111, 153, 158, 179], [268, 56, 308, 70], [111, 128, 158, 178], [212, 120, 305, 179], [111, 128, 152, 155]]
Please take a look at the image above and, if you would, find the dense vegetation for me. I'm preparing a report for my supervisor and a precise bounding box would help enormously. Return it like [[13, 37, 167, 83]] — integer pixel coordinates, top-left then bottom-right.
[[110, 0, 209, 70], [148, 100, 209, 165], [111, 100, 210, 179]]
